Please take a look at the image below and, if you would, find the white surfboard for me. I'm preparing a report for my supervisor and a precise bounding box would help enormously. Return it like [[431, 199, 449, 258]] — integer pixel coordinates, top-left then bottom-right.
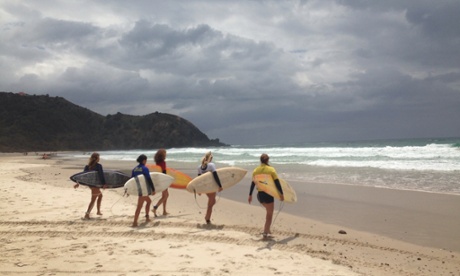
[[186, 167, 247, 194], [124, 172, 174, 196]]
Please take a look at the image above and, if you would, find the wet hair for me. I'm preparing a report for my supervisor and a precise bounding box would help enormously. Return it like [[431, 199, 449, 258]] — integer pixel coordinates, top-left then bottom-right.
[[201, 151, 213, 166], [260, 153, 269, 165], [154, 149, 166, 163], [136, 154, 147, 164], [87, 152, 100, 170]]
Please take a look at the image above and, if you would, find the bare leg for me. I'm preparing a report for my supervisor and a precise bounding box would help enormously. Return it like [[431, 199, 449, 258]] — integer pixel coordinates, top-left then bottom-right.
[[153, 196, 163, 217], [85, 188, 101, 219], [152, 194, 164, 217], [145, 196, 152, 222], [153, 189, 170, 216], [96, 191, 103, 215], [161, 189, 169, 215], [152, 204, 158, 217], [132, 196, 145, 227], [205, 192, 216, 223], [262, 202, 274, 236]]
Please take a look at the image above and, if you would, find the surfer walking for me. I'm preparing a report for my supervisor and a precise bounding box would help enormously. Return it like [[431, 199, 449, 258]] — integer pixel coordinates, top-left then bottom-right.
[[74, 152, 107, 219], [248, 153, 284, 239], [131, 154, 156, 227], [152, 149, 169, 217], [197, 151, 223, 224]]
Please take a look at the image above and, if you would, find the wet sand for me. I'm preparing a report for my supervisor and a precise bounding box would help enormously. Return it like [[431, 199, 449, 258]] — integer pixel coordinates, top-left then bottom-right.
[[220, 176, 460, 253]]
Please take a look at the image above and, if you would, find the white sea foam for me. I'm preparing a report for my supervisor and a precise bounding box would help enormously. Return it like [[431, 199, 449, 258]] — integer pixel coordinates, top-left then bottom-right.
[[68, 141, 460, 171], [62, 139, 460, 194]]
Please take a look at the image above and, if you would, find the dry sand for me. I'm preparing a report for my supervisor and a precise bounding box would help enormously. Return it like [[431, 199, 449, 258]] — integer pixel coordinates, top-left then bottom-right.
[[0, 154, 459, 275]]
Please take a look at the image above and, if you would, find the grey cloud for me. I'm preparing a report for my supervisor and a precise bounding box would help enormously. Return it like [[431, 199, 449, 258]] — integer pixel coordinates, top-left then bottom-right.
[[30, 18, 97, 43], [1, 1, 459, 145], [405, 2, 460, 39]]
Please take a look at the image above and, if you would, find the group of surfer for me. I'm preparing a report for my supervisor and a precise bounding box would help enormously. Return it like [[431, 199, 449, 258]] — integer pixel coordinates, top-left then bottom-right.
[[76, 150, 284, 238], [130, 150, 170, 227]]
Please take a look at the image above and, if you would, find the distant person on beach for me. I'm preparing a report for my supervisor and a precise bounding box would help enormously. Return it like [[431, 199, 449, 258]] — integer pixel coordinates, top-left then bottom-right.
[[131, 154, 156, 227], [248, 153, 284, 239], [197, 151, 223, 224], [152, 149, 169, 217], [74, 152, 107, 219]]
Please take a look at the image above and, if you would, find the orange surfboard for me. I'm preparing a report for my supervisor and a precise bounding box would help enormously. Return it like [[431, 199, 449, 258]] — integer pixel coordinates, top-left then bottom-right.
[[146, 164, 192, 189]]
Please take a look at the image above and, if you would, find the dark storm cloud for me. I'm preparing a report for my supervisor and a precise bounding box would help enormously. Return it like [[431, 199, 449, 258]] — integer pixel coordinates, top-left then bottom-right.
[[336, 1, 460, 67], [405, 2, 460, 38], [1, 1, 459, 145]]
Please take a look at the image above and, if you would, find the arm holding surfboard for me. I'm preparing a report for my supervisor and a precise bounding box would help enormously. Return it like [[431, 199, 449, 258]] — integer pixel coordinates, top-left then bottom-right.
[[274, 178, 284, 201], [210, 169, 223, 192], [198, 162, 223, 192], [133, 165, 155, 193], [267, 168, 284, 201], [248, 178, 284, 202], [89, 163, 108, 189], [248, 181, 255, 204]]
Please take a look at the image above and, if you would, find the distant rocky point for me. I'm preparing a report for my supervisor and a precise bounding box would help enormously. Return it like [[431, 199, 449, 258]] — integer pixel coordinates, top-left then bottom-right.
[[0, 92, 226, 152]]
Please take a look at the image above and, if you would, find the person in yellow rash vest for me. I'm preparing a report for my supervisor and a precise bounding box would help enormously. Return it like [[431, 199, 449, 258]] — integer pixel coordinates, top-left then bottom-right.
[[248, 153, 284, 239]]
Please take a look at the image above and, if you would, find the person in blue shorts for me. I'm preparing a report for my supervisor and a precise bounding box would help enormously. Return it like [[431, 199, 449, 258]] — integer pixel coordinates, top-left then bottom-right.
[[131, 154, 156, 227]]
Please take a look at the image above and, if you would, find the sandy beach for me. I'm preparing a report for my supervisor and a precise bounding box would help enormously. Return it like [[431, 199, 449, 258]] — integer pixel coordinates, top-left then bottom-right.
[[1, 154, 459, 275]]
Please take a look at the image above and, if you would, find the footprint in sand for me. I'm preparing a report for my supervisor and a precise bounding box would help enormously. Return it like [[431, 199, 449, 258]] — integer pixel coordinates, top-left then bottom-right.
[[169, 244, 185, 249]]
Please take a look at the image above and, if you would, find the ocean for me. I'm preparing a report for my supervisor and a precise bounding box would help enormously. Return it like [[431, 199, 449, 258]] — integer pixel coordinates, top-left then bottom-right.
[[63, 137, 460, 195]]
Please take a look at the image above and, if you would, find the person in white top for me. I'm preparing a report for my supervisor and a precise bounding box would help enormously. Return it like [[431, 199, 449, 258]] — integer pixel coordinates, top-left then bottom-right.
[[197, 151, 223, 224]]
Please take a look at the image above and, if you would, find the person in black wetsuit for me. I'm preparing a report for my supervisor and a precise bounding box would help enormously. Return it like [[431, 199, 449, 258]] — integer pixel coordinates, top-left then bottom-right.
[[131, 154, 156, 227], [74, 152, 107, 219]]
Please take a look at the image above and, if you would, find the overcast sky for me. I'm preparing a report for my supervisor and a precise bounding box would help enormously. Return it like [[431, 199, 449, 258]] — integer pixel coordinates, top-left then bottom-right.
[[1, 1, 460, 145]]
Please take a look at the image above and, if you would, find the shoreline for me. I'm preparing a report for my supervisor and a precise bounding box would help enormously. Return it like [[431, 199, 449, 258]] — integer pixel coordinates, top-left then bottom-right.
[[7, 152, 460, 251], [1, 154, 460, 275]]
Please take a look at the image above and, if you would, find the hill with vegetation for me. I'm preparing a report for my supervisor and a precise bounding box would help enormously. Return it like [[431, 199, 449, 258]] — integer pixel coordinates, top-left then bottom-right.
[[0, 92, 225, 152]]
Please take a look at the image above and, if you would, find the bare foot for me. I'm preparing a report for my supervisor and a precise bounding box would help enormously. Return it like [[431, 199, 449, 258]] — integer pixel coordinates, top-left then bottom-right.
[[131, 223, 138, 227], [145, 217, 151, 223], [97, 212, 103, 216], [163, 211, 170, 216], [262, 233, 272, 240], [84, 213, 90, 219], [152, 206, 158, 217]]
